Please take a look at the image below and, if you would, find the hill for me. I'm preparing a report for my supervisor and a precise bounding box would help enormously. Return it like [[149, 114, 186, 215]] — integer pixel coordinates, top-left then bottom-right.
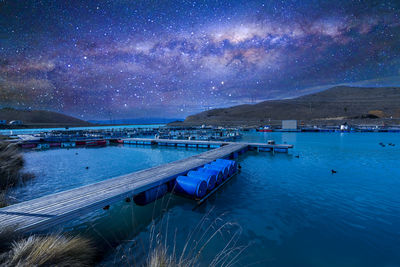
[[89, 117, 183, 125], [179, 86, 400, 126], [0, 108, 91, 127]]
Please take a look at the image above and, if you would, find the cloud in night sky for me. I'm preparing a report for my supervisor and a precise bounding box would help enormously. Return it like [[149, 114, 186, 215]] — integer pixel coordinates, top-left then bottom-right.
[[0, 0, 399, 119]]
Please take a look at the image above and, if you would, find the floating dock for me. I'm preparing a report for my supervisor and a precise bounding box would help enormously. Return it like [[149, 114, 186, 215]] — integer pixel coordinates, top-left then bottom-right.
[[0, 140, 292, 234], [121, 138, 293, 152]]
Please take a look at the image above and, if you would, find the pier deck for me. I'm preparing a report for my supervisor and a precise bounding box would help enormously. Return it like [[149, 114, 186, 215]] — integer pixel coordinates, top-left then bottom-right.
[[122, 138, 294, 151], [0, 139, 293, 234], [0, 143, 248, 233]]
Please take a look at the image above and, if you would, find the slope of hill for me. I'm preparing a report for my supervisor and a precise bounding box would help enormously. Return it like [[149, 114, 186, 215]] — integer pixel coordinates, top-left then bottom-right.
[[0, 108, 90, 126], [180, 86, 400, 126]]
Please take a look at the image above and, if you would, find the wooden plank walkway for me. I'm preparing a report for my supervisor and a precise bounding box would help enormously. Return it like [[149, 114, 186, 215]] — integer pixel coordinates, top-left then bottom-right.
[[0, 143, 248, 234], [122, 138, 294, 150]]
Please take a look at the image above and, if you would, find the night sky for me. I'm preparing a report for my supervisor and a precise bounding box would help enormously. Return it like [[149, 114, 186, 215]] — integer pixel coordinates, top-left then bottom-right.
[[1, 1, 399, 120]]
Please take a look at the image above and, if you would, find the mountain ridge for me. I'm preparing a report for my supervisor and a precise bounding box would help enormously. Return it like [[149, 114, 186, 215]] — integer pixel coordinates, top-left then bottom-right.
[[177, 86, 400, 126], [0, 108, 90, 126]]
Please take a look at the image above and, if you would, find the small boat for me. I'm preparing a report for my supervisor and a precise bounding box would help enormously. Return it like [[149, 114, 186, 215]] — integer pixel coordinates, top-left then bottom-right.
[[49, 142, 61, 147], [75, 140, 87, 146], [109, 139, 124, 144], [256, 126, 273, 132], [37, 143, 50, 149], [21, 143, 38, 148], [86, 140, 107, 147]]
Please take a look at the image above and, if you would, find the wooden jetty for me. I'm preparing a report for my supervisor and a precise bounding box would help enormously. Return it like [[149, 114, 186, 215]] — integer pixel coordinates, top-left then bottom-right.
[[0, 140, 292, 234], [122, 138, 293, 152]]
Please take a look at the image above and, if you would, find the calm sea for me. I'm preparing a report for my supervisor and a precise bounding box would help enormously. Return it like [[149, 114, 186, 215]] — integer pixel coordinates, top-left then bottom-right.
[[8, 132, 400, 266]]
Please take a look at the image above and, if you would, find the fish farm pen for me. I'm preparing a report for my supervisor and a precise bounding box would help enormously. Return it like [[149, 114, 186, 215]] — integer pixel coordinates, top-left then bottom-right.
[[4, 126, 243, 147], [0, 123, 397, 150]]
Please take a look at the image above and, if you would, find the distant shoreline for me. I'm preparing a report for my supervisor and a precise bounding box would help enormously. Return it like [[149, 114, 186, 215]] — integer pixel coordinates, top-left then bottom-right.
[[2, 119, 399, 131], [170, 119, 400, 128], [0, 123, 166, 130]]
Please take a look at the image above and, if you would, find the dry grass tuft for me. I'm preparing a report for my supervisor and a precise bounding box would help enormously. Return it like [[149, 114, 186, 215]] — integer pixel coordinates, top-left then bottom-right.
[[5, 234, 96, 267], [140, 209, 247, 267], [0, 142, 24, 189], [0, 190, 8, 208], [147, 246, 177, 267], [0, 226, 19, 254], [0, 142, 34, 190]]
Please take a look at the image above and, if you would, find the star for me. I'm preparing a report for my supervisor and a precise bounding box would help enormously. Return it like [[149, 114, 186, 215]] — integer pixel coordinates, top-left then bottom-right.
[[0, 0, 398, 120]]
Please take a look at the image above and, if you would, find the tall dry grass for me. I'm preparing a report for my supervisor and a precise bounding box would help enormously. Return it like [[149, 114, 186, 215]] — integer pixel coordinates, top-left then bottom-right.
[[147, 246, 176, 267], [140, 191, 248, 267], [0, 142, 25, 190], [3, 234, 95, 267], [111, 198, 248, 267], [0, 226, 19, 254], [144, 214, 247, 267], [0, 190, 7, 208], [0, 142, 35, 207]]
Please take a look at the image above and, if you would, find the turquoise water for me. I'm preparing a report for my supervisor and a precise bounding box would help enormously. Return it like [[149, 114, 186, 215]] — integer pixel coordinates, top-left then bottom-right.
[[11, 133, 400, 266], [0, 124, 164, 135], [8, 145, 199, 202]]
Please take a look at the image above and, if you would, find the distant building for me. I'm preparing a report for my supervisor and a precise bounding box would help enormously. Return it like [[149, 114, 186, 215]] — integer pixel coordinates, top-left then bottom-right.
[[282, 120, 297, 130], [340, 122, 349, 131], [9, 120, 23, 125], [0, 120, 6, 125]]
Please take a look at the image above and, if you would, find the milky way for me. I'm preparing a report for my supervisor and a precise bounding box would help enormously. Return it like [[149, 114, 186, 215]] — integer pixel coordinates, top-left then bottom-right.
[[1, 0, 399, 120]]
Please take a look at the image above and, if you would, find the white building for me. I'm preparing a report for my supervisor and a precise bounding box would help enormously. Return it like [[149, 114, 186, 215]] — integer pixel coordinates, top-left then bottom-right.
[[282, 120, 297, 130], [340, 123, 349, 131]]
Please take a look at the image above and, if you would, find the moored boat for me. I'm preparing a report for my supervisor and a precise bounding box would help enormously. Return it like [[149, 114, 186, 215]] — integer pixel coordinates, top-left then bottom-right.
[[86, 139, 107, 147], [256, 126, 273, 132]]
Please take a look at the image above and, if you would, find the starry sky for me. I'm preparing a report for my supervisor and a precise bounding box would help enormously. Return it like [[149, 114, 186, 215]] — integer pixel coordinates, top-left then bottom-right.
[[1, 0, 399, 120]]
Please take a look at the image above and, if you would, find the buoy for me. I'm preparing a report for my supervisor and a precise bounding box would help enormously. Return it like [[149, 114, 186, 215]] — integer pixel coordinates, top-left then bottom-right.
[[187, 170, 216, 190], [204, 163, 229, 180], [331, 169, 337, 174], [134, 184, 168, 206], [210, 161, 232, 176], [174, 175, 207, 199], [214, 159, 237, 175], [196, 168, 223, 184]]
